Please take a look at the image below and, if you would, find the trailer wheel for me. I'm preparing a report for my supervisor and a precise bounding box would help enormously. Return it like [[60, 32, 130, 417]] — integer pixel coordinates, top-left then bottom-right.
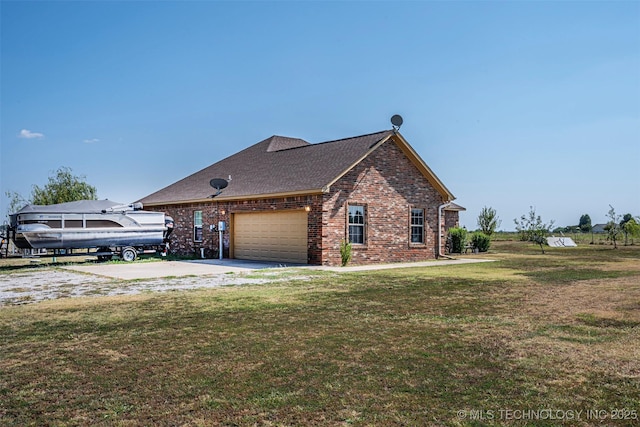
[[121, 247, 137, 262]]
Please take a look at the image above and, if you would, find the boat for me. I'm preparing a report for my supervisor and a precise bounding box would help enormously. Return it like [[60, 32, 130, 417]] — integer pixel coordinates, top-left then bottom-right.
[[9, 199, 174, 261]]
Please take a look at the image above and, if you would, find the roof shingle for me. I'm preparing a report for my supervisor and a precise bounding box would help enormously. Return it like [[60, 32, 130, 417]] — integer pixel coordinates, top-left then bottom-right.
[[139, 130, 394, 205]]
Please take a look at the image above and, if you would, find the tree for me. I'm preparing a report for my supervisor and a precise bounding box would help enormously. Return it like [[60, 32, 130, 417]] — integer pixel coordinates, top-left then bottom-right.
[[620, 213, 634, 246], [4, 191, 29, 223], [31, 166, 97, 205], [4, 167, 97, 222], [578, 214, 592, 233], [514, 206, 555, 253], [604, 205, 621, 249], [622, 217, 640, 246], [477, 206, 501, 236]]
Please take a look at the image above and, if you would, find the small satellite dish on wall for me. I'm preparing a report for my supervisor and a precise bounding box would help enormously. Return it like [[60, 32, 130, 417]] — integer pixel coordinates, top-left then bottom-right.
[[391, 114, 403, 131], [209, 178, 229, 196]]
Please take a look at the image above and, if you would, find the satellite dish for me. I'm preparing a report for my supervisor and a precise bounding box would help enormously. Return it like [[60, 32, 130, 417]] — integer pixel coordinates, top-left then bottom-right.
[[209, 178, 228, 190], [209, 178, 228, 197], [391, 114, 403, 130]]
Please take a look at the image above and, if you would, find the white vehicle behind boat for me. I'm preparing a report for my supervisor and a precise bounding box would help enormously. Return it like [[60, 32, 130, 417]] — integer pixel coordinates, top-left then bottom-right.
[[8, 199, 174, 261]]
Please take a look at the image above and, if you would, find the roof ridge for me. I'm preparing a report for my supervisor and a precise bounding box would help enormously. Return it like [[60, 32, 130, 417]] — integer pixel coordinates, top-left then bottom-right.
[[263, 129, 393, 153], [316, 129, 392, 145], [266, 135, 310, 152]]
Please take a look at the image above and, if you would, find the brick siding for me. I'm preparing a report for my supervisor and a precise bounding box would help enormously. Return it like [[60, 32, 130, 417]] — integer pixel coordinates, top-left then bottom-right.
[[321, 139, 446, 265], [444, 210, 460, 231], [155, 195, 323, 262]]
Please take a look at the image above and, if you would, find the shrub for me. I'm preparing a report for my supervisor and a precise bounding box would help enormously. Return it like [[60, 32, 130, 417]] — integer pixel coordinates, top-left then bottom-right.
[[471, 232, 491, 252], [340, 240, 352, 266], [448, 227, 467, 253]]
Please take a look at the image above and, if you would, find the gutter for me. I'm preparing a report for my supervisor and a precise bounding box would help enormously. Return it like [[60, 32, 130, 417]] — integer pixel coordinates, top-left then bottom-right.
[[437, 201, 455, 259]]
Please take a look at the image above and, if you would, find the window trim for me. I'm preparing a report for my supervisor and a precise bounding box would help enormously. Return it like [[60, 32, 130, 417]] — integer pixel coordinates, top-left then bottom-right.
[[347, 203, 367, 246], [409, 206, 426, 246], [193, 210, 203, 242]]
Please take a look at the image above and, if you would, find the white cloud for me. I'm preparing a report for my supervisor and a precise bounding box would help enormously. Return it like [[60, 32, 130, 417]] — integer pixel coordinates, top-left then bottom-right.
[[83, 138, 100, 144], [19, 129, 44, 139]]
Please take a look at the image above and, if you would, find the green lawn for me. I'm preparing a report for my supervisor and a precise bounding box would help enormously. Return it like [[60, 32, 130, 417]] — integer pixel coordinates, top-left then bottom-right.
[[1, 242, 639, 426]]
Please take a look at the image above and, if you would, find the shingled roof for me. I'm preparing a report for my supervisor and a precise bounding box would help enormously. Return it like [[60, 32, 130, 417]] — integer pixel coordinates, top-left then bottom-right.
[[139, 130, 453, 206]]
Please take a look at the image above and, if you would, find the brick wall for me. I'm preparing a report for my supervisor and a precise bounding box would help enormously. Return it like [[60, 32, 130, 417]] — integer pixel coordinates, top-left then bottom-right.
[[444, 210, 460, 231], [321, 139, 446, 265], [152, 195, 324, 262]]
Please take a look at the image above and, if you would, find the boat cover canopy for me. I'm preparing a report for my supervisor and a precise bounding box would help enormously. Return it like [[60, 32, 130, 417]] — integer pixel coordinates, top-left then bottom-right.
[[14, 200, 126, 214]]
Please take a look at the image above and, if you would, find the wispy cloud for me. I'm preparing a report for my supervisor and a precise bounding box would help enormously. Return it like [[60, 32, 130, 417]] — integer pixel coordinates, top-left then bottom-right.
[[19, 129, 44, 139], [83, 138, 100, 144]]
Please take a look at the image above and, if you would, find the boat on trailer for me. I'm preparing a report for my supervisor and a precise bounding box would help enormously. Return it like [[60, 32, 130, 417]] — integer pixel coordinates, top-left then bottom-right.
[[9, 199, 174, 261]]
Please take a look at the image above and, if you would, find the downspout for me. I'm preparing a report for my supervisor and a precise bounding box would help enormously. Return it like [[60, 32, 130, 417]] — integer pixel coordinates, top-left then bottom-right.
[[437, 201, 454, 259]]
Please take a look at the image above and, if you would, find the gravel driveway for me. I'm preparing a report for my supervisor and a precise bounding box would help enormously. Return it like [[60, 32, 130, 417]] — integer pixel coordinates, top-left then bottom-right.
[[0, 261, 291, 306], [0, 258, 491, 306]]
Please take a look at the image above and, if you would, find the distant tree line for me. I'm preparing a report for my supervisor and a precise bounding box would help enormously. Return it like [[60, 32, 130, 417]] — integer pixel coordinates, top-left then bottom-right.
[[551, 207, 639, 248]]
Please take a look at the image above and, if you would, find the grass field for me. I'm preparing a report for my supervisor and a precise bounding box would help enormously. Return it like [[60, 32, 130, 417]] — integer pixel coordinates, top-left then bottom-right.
[[492, 231, 636, 246], [1, 242, 639, 426]]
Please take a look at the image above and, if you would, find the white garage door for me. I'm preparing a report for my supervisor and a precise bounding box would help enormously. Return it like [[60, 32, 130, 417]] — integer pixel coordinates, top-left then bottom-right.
[[233, 211, 308, 264]]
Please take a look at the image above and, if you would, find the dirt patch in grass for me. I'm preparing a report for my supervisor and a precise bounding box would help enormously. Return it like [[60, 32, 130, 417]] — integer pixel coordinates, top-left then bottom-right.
[[519, 275, 640, 325]]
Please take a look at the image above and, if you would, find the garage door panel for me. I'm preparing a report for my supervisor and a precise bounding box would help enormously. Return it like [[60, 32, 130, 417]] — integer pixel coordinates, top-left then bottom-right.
[[234, 211, 308, 264]]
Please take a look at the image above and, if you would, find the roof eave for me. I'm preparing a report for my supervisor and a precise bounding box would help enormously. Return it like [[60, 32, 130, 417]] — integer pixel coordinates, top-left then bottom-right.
[[141, 188, 325, 207], [444, 205, 466, 211], [391, 132, 455, 201]]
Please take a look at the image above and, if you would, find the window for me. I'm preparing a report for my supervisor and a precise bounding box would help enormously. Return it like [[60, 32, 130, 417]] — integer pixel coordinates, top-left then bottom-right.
[[348, 205, 366, 244], [194, 211, 203, 242], [411, 208, 425, 244]]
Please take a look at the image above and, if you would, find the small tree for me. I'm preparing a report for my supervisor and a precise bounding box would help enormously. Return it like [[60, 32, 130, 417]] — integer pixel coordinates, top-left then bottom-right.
[[31, 166, 97, 205], [622, 217, 640, 246], [477, 206, 501, 236], [604, 205, 621, 249], [578, 214, 592, 233], [620, 213, 634, 246], [514, 206, 555, 253]]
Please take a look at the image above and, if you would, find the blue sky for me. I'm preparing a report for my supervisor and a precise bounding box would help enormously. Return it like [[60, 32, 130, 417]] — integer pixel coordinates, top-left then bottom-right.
[[1, 0, 638, 230]]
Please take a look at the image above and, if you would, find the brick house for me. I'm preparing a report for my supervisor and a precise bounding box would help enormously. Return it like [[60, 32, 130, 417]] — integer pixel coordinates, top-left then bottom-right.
[[138, 129, 464, 266]]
